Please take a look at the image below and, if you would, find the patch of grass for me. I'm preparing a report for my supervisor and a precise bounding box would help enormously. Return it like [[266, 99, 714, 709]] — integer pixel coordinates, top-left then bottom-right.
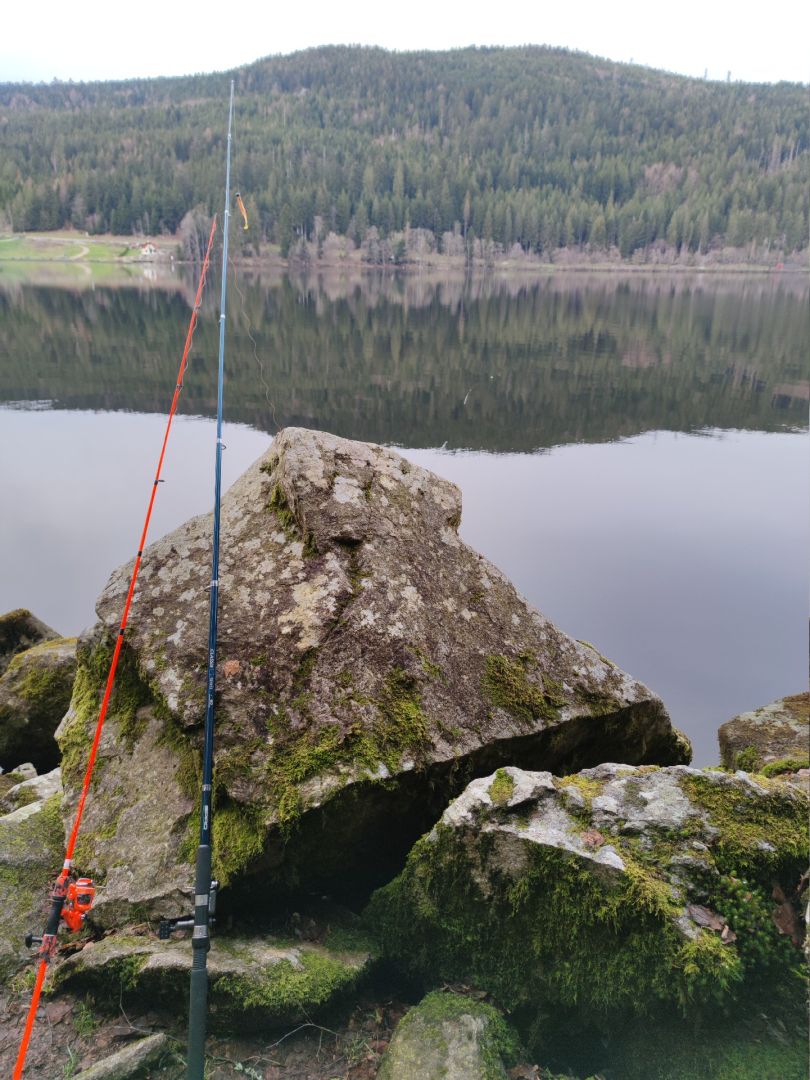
[[72, 997, 99, 1038]]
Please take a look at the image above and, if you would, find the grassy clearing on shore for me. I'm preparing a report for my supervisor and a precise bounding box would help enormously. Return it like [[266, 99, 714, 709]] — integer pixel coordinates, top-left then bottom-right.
[[0, 232, 181, 287], [0, 232, 175, 263]]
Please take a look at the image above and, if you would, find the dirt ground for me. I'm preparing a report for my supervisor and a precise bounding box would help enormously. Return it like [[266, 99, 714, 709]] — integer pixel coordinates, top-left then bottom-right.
[[0, 981, 552, 1079], [0, 986, 404, 1079]]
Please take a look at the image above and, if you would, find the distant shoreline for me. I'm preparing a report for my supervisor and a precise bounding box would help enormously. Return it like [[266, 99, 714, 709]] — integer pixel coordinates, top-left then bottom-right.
[[0, 230, 807, 282]]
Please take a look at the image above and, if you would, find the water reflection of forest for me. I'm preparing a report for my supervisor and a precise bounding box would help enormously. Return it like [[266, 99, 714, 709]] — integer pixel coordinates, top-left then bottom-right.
[[1, 273, 806, 451]]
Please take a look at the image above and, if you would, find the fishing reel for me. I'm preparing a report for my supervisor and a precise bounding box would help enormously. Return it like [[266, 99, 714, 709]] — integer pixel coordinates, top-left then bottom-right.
[[158, 879, 218, 940], [25, 876, 96, 948]]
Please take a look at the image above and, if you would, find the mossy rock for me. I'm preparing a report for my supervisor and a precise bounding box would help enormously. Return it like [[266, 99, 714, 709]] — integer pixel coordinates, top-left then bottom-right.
[[0, 636, 77, 772], [367, 764, 808, 1076], [0, 792, 65, 982], [378, 990, 521, 1080], [0, 608, 60, 677], [53, 929, 375, 1032], [718, 693, 809, 772]]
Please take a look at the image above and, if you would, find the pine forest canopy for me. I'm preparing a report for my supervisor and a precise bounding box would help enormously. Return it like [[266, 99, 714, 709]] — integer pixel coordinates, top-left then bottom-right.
[[0, 45, 808, 259]]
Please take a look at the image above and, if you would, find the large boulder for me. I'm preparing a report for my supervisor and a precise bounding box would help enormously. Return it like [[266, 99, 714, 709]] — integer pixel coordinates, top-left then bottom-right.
[[57, 428, 689, 923], [0, 636, 77, 772], [718, 692, 809, 774], [378, 990, 520, 1080], [368, 763, 808, 1074], [0, 609, 60, 677]]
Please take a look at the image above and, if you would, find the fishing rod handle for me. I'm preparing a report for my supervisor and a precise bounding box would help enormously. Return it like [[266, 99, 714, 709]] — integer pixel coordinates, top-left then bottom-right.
[[187, 963, 208, 1080], [187, 842, 212, 1078]]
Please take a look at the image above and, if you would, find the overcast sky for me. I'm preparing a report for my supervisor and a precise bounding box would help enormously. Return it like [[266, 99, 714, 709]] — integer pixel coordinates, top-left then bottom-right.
[[2, 0, 808, 85]]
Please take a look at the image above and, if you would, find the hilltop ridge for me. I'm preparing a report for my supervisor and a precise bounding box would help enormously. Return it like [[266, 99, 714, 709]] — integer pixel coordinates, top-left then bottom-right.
[[1, 45, 807, 263]]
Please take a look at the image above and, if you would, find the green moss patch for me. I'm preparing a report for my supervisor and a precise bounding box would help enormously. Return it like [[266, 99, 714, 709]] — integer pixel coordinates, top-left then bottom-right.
[[678, 773, 807, 877], [482, 654, 563, 726], [213, 948, 360, 1024], [58, 638, 152, 788], [760, 755, 809, 777], [262, 664, 432, 837], [488, 769, 516, 806], [54, 934, 372, 1032]]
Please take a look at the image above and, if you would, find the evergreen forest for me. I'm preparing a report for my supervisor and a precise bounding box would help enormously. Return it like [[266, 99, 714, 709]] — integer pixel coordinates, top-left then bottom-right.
[[1, 46, 807, 261]]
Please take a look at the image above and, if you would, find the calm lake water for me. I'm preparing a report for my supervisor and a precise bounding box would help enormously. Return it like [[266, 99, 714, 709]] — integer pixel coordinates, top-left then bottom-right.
[[0, 270, 807, 765]]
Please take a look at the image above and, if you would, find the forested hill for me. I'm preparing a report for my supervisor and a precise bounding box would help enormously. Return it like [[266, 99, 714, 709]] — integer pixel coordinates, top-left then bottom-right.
[[1, 46, 808, 260]]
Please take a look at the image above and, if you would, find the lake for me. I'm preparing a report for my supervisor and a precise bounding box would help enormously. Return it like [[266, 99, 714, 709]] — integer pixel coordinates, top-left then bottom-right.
[[0, 268, 806, 765]]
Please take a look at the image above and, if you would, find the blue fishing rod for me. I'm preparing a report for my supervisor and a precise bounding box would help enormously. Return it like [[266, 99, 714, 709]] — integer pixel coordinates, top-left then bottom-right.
[[187, 77, 235, 1080]]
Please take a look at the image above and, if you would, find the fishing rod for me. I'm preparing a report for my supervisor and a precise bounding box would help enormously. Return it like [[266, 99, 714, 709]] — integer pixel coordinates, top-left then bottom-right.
[[12, 219, 219, 1080], [186, 78, 235, 1080]]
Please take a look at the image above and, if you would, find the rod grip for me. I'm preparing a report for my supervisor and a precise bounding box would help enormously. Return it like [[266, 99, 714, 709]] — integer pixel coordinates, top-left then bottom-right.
[[186, 967, 208, 1079], [187, 844, 212, 1080]]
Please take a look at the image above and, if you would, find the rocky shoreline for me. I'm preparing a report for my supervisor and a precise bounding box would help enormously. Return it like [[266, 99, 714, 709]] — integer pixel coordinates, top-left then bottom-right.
[[0, 429, 806, 1079]]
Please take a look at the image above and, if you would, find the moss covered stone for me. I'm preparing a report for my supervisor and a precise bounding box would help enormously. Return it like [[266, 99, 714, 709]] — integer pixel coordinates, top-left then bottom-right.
[[53, 929, 374, 1031], [367, 764, 808, 1075], [718, 693, 809, 772], [0, 636, 77, 771], [378, 990, 521, 1080], [0, 608, 59, 676], [55, 630, 197, 925]]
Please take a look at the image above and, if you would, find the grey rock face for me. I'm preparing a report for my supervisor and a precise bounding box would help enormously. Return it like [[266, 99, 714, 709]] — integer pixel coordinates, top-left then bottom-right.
[[60, 428, 689, 920], [718, 693, 809, 772], [378, 991, 519, 1080], [0, 636, 77, 772], [0, 609, 60, 676]]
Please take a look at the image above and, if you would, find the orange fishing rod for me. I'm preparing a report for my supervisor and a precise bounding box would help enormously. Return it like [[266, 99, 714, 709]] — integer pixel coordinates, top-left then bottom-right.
[[12, 215, 218, 1079]]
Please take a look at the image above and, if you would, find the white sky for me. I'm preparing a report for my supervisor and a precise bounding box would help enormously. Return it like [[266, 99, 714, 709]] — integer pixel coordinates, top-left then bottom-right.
[[2, 0, 808, 85]]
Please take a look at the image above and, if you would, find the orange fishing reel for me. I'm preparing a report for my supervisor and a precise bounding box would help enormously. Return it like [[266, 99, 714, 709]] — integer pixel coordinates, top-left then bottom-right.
[[25, 875, 95, 949], [62, 877, 95, 933]]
